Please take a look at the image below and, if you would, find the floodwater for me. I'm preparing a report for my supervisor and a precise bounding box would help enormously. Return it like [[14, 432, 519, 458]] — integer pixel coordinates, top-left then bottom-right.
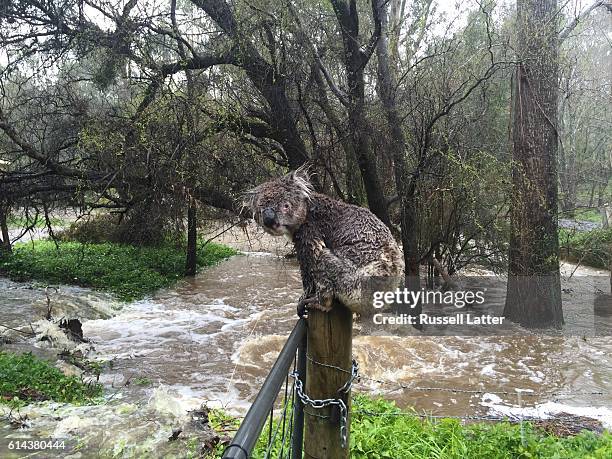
[[0, 226, 611, 456]]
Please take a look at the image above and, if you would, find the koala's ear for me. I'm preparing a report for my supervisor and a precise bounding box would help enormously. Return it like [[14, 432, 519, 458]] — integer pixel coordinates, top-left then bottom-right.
[[292, 164, 311, 182], [286, 164, 313, 199], [240, 186, 260, 213]]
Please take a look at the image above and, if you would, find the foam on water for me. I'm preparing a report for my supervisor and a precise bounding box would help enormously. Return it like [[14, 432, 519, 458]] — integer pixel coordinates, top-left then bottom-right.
[[481, 394, 612, 428]]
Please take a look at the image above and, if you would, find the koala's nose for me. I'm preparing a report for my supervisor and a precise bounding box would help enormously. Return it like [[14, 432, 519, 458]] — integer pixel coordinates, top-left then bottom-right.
[[262, 208, 276, 227]]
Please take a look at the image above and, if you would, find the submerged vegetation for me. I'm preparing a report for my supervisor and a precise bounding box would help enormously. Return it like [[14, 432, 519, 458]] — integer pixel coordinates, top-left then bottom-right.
[[0, 352, 102, 408], [0, 240, 237, 301]]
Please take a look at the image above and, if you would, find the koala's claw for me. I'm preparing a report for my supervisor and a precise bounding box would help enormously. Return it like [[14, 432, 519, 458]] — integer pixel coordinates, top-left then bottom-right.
[[297, 296, 317, 317], [297, 294, 335, 317], [312, 238, 327, 255]]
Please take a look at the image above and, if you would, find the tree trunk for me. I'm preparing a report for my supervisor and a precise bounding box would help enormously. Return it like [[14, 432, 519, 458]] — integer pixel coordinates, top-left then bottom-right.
[[330, 0, 391, 227], [0, 202, 11, 253], [193, 0, 309, 170], [374, 0, 421, 305], [185, 202, 197, 276], [172, 0, 199, 277], [504, 0, 563, 328], [350, 105, 390, 227]]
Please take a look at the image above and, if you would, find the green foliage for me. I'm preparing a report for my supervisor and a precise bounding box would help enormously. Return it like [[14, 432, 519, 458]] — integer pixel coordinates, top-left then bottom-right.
[[56, 214, 124, 244], [349, 395, 611, 459], [0, 352, 102, 408], [426, 149, 511, 273], [573, 209, 603, 224], [209, 395, 611, 459], [559, 228, 612, 269], [0, 240, 237, 301], [209, 408, 241, 432]]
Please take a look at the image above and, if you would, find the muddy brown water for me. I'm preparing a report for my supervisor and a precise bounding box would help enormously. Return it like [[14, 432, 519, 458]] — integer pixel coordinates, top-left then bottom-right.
[[0, 226, 611, 456], [84, 253, 612, 413]]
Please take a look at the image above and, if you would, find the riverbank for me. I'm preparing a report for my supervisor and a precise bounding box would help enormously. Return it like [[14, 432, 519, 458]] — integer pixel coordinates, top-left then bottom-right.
[[0, 351, 102, 408], [0, 240, 237, 301]]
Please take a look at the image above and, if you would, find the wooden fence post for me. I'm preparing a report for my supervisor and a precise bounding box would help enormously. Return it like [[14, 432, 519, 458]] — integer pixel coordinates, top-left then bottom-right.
[[304, 301, 352, 459]]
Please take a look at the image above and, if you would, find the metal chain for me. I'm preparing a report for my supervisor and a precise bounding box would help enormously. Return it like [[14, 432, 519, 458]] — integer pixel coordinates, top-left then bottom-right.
[[291, 373, 349, 447], [290, 360, 359, 449], [338, 359, 359, 394]]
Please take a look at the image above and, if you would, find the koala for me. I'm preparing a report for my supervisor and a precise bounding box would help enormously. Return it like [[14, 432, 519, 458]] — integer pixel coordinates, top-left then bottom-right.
[[245, 168, 404, 317]]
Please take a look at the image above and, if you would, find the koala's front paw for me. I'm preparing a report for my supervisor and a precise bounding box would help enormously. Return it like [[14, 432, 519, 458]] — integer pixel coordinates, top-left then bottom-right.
[[297, 292, 333, 316], [304, 292, 333, 312], [297, 296, 318, 318]]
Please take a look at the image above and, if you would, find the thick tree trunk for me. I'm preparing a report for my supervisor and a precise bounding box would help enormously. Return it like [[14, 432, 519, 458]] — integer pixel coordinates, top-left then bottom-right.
[[192, 0, 309, 170], [350, 104, 390, 226], [264, 85, 310, 170], [330, 0, 391, 227], [504, 0, 563, 328]]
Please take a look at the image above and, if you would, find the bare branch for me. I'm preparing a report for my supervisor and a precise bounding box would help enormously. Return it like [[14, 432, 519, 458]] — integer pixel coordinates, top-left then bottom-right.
[[559, 1, 612, 42], [286, 1, 350, 107]]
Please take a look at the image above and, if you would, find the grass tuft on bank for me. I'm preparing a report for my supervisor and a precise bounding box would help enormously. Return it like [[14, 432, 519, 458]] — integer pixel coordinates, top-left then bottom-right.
[[214, 395, 611, 459], [0, 240, 237, 301], [348, 396, 610, 458], [0, 352, 102, 408]]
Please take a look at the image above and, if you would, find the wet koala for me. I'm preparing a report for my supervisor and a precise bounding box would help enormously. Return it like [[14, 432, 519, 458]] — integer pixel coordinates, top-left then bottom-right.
[[246, 168, 404, 317]]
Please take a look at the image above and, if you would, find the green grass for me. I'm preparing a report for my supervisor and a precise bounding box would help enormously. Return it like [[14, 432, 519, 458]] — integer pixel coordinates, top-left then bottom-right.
[[559, 227, 612, 270], [0, 352, 102, 408], [559, 208, 603, 224], [0, 240, 237, 301], [210, 395, 611, 458], [348, 396, 610, 459], [574, 209, 603, 224]]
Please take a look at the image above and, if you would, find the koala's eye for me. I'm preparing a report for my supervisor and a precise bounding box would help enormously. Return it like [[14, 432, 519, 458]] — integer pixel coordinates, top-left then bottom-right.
[[282, 202, 291, 211]]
